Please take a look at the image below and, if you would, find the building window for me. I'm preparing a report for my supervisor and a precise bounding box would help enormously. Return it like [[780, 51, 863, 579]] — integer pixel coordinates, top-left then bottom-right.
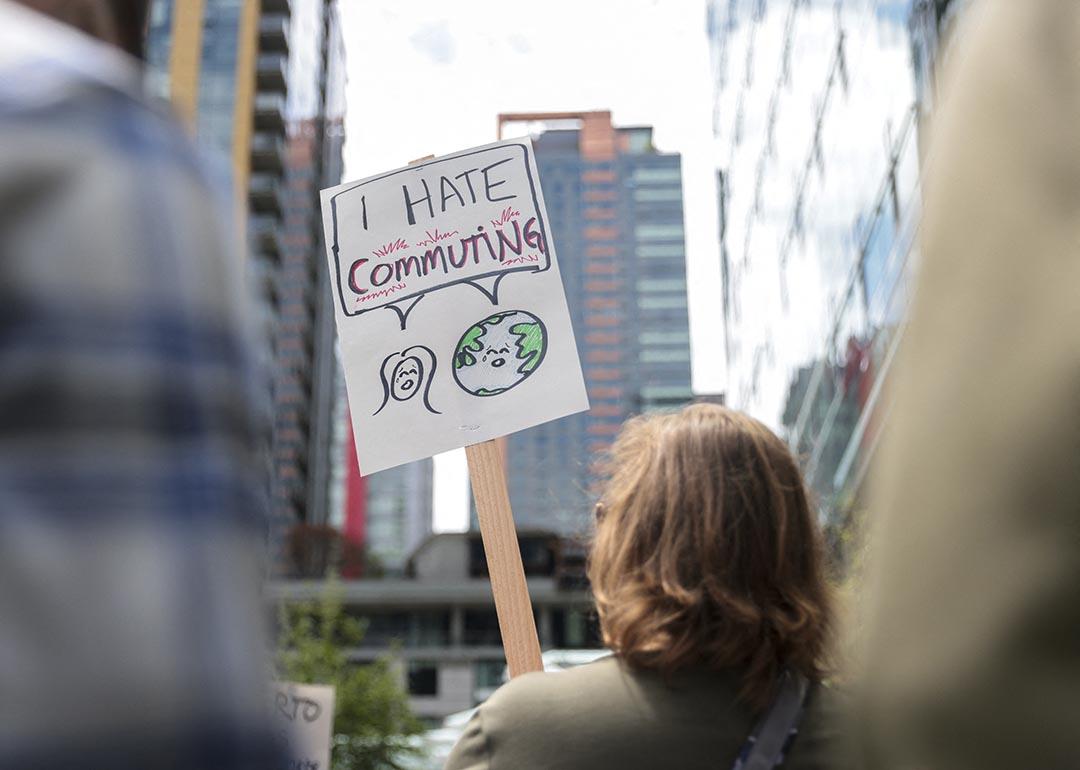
[[633, 187, 682, 202], [641, 385, 693, 400], [639, 295, 688, 310], [636, 278, 687, 293], [407, 661, 438, 697], [640, 349, 691, 363], [474, 660, 506, 690], [551, 608, 604, 648], [633, 167, 682, 183], [635, 224, 685, 241], [640, 330, 690, 345], [463, 610, 502, 646], [354, 612, 409, 647], [519, 536, 556, 576], [410, 612, 451, 647], [636, 244, 685, 258]]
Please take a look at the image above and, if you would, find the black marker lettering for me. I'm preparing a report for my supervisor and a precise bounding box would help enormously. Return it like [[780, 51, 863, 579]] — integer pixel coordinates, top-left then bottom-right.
[[523, 216, 546, 254], [371, 262, 394, 286], [402, 178, 434, 225], [395, 255, 422, 281], [423, 247, 448, 274], [449, 240, 468, 268], [460, 234, 484, 265], [478, 230, 497, 261], [275, 692, 295, 721], [454, 168, 481, 202], [481, 157, 517, 203], [496, 220, 523, 260], [348, 258, 369, 295], [439, 176, 466, 211]]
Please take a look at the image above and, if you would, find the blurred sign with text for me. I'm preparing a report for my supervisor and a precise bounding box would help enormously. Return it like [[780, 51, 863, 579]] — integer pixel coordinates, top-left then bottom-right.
[[272, 681, 335, 770]]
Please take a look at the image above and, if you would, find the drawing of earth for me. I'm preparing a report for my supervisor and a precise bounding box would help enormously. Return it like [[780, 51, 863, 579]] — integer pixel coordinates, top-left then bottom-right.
[[452, 310, 548, 397]]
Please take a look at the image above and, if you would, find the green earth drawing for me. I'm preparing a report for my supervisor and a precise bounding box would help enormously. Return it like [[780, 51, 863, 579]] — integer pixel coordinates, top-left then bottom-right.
[[452, 310, 548, 397]]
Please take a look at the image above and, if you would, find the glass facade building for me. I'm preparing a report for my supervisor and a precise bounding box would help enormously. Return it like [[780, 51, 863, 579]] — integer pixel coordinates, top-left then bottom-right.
[[361, 458, 434, 573], [707, 0, 921, 536], [707, 0, 966, 542], [271, 0, 346, 558], [146, 0, 346, 572], [494, 112, 694, 535]]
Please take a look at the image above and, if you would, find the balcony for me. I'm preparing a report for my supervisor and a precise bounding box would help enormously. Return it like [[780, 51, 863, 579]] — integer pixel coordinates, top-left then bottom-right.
[[254, 92, 286, 131], [274, 405, 310, 438], [249, 254, 279, 309], [277, 280, 316, 322], [256, 53, 288, 92], [249, 173, 284, 217], [251, 215, 284, 261], [251, 132, 285, 173], [259, 14, 290, 53]]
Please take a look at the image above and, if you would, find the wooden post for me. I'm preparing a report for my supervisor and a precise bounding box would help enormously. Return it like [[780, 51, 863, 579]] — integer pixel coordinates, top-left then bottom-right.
[[407, 155, 543, 678], [466, 439, 544, 677]]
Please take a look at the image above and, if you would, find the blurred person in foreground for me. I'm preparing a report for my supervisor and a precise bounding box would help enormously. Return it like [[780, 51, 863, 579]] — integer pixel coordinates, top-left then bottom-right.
[[0, 1, 275, 766], [446, 404, 853, 770], [858, 1, 1080, 768]]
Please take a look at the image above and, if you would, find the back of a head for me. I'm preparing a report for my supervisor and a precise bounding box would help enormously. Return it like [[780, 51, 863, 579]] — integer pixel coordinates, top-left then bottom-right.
[[589, 403, 832, 710]]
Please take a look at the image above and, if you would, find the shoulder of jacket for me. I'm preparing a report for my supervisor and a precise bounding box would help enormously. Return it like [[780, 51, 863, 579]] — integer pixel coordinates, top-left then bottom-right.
[[482, 656, 622, 719]]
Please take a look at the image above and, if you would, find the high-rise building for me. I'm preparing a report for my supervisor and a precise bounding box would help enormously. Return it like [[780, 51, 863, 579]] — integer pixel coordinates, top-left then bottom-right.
[[492, 112, 694, 535], [361, 458, 435, 575], [706, 0, 965, 539], [146, 0, 346, 569], [331, 400, 435, 576]]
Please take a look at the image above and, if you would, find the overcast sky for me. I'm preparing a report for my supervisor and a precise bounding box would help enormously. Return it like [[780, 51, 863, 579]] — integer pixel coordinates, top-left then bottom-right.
[[338, 0, 724, 530]]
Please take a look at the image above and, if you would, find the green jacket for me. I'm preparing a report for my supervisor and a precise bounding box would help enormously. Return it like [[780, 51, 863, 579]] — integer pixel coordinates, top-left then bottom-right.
[[445, 656, 853, 770]]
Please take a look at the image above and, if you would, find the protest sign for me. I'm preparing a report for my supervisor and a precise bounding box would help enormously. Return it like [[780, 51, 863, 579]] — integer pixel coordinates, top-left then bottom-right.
[[272, 682, 335, 770], [320, 138, 589, 475], [321, 138, 586, 677]]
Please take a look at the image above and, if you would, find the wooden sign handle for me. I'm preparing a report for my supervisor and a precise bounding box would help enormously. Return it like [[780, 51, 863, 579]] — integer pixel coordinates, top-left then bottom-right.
[[405, 155, 542, 678], [466, 439, 544, 677]]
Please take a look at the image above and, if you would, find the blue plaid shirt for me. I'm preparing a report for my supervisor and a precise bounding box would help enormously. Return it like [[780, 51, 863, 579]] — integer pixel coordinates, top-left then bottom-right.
[[0, 4, 276, 767]]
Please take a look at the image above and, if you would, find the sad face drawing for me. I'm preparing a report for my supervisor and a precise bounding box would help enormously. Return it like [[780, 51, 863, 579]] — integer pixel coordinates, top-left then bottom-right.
[[375, 345, 440, 415], [452, 310, 548, 397], [391, 355, 423, 400]]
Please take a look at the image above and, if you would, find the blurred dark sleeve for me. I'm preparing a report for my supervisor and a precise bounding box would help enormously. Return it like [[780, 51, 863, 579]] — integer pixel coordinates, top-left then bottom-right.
[[858, 1, 1080, 768]]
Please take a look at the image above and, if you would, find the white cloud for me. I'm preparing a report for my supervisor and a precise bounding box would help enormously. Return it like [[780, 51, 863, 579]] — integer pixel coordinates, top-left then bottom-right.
[[408, 20, 456, 64], [506, 33, 531, 55]]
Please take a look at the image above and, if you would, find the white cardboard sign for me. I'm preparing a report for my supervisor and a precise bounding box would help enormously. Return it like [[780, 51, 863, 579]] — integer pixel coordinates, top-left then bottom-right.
[[320, 138, 588, 474], [272, 682, 335, 770]]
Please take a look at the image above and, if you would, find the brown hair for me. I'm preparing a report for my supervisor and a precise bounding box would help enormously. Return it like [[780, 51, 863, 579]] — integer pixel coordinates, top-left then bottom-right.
[[588, 404, 833, 709]]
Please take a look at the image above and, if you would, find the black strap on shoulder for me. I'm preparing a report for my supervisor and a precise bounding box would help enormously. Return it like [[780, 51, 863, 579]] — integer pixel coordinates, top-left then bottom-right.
[[736, 671, 810, 770]]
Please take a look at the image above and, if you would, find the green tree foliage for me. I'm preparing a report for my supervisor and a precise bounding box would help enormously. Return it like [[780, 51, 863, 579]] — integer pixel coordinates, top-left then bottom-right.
[[276, 584, 425, 770]]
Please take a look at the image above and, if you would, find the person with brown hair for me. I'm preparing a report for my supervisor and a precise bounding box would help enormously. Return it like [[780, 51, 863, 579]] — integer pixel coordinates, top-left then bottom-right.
[[446, 403, 852, 770]]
